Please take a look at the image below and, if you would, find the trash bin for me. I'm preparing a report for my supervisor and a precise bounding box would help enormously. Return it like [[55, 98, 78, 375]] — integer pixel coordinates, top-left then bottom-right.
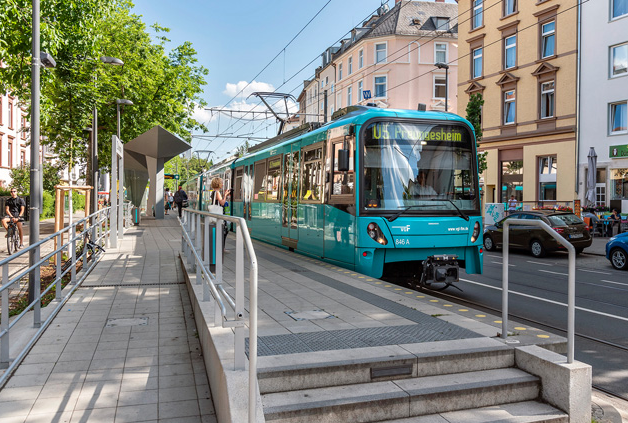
[[132, 206, 141, 225]]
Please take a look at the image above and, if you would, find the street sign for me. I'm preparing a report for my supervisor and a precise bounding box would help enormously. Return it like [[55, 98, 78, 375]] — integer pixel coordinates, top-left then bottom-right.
[[164, 174, 180, 180], [115, 137, 123, 157], [363, 90, 372, 100]]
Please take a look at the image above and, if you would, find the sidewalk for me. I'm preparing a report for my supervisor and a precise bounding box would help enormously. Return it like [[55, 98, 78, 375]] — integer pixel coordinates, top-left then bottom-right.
[[584, 236, 610, 256], [0, 215, 217, 423]]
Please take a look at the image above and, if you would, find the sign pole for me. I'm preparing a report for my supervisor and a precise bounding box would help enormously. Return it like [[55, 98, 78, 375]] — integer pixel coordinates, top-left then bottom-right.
[[110, 135, 119, 248]]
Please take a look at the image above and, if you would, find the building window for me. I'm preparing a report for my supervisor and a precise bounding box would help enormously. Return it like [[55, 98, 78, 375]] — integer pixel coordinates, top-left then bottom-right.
[[435, 43, 447, 63], [611, 169, 628, 201], [375, 43, 387, 63], [358, 49, 364, 69], [374, 76, 387, 98], [540, 81, 555, 119], [612, 0, 628, 19], [331, 83, 334, 94], [0, 97, 2, 125], [611, 43, 628, 77], [434, 76, 446, 99], [348, 57, 353, 75], [610, 101, 627, 134], [504, 90, 516, 124], [504, 0, 517, 16], [8, 100, 13, 129], [21, 116, 27, 140], [473, 0, 483, 29], [541, 21, 555, 59], [434, 17, 450, 30], [472, 47, 483, 78], [539, 156, 557, 201], [358, 80, 363, 103], [337, 93, 342, 109], [501, 160, 523, 203], [504, 35, 517, 69], [20, 150, 25, 166], [7, 139, 13, 168], [347, 86, 352, 106], [338, 63, 343, 80]]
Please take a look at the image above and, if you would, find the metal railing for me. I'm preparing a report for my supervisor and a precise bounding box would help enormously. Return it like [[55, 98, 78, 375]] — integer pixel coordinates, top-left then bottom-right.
[[0, 207, 112, 386], [501, 218, 575, 363], [178, 208, 258, 423]]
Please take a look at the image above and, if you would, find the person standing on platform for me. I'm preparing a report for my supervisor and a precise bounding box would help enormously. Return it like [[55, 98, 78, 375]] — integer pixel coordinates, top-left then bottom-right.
[[174, 185, 187, 218], [164, 188, 171, 215], [210, 177, 232, 247]]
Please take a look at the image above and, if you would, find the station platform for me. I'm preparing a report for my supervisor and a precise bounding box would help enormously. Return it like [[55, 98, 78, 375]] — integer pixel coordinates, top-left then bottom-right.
[[0, 215, 603, 422]]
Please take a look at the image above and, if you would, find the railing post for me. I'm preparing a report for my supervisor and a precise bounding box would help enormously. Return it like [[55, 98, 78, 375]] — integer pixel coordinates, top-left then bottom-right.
[[234, 224, 245, 370], [1, 265, 9, 368], [105, 210, 110, 249], [567, 240, 576, 364], [216, 220, 223, 285], [204, 216, 210, 268], [70, 225, 77, 285], [33, 243, 41, 328], [56, 233, 63, 301], [196, 213, 202, 252], [501, 221, 509, 339]]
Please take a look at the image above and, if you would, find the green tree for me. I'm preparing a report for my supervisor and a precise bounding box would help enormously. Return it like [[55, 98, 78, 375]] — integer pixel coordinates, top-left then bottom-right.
[[8, 162, 62, 194], [465, 93, 487, 175]]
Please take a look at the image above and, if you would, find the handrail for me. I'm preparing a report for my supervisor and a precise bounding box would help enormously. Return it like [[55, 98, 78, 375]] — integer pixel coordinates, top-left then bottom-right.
[[179, 208, 258, 423], [501, 218, 575, 363], [1, 207, 112, 387]]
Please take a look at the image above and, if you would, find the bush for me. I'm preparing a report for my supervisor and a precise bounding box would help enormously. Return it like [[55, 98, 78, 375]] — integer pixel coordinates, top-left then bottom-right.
[[41, 191, 55, 219], [72, 191, 86, 212]]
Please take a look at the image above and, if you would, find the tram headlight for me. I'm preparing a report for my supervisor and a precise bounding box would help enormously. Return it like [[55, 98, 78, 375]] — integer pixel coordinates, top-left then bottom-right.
[[470, 221, 481, 243], [367, 222, 388, 245]]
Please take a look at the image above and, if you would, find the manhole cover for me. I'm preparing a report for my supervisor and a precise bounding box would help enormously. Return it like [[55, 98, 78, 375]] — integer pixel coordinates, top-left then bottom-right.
[[285, 310, 334, 321], [106, 317, 149, 328]]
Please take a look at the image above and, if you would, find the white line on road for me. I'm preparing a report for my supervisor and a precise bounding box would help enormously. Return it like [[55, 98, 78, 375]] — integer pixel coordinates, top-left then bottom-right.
[[527, 260, 552, 266], [491, 261, 515, 266], [578, 268, 611, 275], [538, 269, 568, 276], [460, 278, 628, 322], [486, 255, 502, 258], [601, 280, 628, 287]]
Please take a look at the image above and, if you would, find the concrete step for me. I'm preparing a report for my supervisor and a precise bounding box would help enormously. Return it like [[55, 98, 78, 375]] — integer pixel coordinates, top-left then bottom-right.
[[377, 401, 568, 422], [262, 368, 540, 423], [258, 337, 513, 394]]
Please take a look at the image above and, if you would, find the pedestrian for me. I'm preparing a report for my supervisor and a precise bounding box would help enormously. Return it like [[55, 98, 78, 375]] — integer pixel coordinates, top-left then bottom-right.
[[164, 188, 171, 215], [2, 188, 26, 248], [210, 177, 232, 247], [173, 185, 188, 218], [507, 195, 517, 215], [607, 209, 620, 236], [168, 190, 174, 211]]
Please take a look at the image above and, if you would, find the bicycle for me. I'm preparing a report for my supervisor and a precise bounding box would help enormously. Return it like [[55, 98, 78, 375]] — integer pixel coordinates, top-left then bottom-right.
[[6, 217, 24, 255]]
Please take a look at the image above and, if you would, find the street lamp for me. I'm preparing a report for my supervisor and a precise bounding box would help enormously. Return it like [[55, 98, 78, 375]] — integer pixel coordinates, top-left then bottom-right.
[[91, 56, 123, 216], [435, 62, 449, 112]]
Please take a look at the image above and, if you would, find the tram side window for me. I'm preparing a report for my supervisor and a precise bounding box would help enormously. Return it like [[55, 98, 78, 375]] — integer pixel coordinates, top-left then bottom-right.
[[331, 142, 354, 197], [301, 147, 323, 202], [253, 161, 266, 201], [234, 168, 243, 201], [266, 158, 282, 201]]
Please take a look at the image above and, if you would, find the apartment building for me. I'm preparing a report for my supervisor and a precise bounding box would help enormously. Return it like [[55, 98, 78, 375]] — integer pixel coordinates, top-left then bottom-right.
[[0, 93, 31, 188], [299, 0, 459, 123], [457, 0, 579, 206], [578, 0, 628, 210]]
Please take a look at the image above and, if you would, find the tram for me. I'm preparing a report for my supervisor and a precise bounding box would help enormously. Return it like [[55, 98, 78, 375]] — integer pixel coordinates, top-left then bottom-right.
[[184, 105, 483, 289]]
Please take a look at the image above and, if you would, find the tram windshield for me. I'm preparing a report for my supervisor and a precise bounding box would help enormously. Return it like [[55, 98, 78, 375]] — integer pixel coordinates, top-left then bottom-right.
[[362, 121, 480, 213]]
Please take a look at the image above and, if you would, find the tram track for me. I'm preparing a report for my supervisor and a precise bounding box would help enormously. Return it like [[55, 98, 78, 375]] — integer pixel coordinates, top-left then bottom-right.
[[386, 277, 628, 402]]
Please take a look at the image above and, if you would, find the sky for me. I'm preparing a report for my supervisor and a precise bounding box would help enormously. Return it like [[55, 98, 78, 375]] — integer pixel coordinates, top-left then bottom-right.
[[129, 0, 453, 161]]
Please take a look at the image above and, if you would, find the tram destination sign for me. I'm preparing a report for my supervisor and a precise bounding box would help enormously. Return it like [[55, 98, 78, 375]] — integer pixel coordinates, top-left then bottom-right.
[[370, 122, 464, 142]]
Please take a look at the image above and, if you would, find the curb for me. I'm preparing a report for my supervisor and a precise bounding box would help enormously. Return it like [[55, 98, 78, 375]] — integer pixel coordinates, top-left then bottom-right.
[[592, 391, 627, 423]]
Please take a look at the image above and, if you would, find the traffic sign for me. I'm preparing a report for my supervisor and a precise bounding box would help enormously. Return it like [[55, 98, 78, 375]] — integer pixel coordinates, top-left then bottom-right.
[[165, 174, 180, 180], [363, 90, 372, 100]]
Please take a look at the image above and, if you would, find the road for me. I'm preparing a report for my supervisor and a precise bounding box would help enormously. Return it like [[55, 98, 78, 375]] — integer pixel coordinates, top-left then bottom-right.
[[431, 249, 628, 400]]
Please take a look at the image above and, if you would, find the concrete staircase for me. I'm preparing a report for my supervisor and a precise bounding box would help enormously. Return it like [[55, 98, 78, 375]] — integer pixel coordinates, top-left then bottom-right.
[[258, 338, 568, 423]]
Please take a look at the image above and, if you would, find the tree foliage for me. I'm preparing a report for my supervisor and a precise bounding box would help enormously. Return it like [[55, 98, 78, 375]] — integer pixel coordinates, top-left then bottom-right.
[[9, 162, 61, 194], [163, 155, 212, 191], [0, 0, 208, 177], [465, 93, 487, 175]]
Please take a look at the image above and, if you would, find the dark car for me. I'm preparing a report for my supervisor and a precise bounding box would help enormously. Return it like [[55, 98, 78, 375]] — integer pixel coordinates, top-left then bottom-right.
[[483, 210, 592, 258], [605, 232, 628, 270]]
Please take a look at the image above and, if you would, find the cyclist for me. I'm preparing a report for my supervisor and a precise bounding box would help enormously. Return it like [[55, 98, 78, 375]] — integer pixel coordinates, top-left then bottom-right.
[[2, 188, 25, 248]]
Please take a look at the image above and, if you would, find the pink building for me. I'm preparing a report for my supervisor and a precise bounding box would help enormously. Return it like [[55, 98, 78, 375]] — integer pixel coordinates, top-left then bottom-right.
[[0, 93, 32, 189], [300, 0, 458, 123]]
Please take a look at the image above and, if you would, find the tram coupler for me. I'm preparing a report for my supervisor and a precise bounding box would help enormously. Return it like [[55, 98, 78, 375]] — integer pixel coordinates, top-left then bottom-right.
[[419, 255, 461, 290]]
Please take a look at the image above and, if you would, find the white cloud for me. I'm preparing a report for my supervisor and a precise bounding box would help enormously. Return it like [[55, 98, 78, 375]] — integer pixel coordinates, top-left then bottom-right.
[[223, 80, 275, 99], [191, 104, 213, 124]]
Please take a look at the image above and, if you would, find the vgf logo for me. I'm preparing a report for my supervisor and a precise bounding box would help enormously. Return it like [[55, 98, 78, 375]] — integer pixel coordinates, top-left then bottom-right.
[[392, 225, 411, 232]]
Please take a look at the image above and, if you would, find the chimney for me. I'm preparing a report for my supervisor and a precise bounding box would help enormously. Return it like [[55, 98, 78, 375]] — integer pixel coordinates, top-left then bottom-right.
[[435, 0, 445, 2]]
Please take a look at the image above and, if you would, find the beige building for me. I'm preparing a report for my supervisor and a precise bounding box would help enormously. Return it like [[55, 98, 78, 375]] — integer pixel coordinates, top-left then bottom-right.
[[457, 0, 579, 207], [299, 0, 460, 123]]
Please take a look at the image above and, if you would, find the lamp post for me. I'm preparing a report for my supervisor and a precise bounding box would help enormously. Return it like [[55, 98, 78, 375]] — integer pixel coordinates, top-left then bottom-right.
[[91, 56, 123, 217], [28, 0, 56, 308], [435, 62, 449, 112], [114, 99, 132, 243]]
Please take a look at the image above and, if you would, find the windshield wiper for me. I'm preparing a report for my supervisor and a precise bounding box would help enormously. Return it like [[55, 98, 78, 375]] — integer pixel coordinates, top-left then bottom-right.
[[429, 199, 469, 221], [387, 205, 430, 222]]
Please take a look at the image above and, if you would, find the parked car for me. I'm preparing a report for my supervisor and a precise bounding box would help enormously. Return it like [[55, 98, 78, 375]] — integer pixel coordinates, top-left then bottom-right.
[[606, 232, 628, 270], [483, 211, 592, 258]]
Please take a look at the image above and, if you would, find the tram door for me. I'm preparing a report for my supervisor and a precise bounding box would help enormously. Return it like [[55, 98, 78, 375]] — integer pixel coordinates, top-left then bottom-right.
[[281, 147, 300, 248], [243, 164, 253, 221]]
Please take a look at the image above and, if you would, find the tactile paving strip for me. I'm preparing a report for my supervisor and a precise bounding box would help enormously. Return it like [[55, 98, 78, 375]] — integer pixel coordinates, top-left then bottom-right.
[[247, 250, 482, 356]]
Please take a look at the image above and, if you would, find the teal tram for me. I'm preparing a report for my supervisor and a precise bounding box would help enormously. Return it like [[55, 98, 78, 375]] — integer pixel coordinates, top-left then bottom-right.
[[185, 106, 483, 290]]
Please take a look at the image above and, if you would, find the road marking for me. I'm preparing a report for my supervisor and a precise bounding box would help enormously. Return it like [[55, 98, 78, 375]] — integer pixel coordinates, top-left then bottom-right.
[[460, 278, 628, 322], [527, 260, 552, 266], [491, 261, 515, 266], [578, 269, 611, 275], [538, 269, 568, 276], [487, 255, 501, 258], [601, 280, 628, 287]]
